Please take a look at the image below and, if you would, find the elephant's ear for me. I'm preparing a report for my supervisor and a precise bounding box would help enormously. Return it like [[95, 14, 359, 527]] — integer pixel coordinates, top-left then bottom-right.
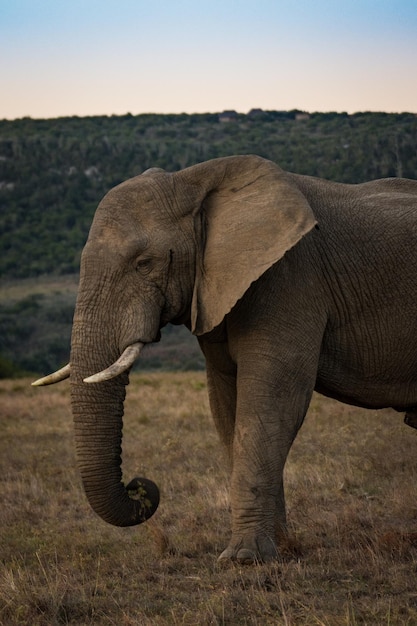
[[184, 156, 317, 336]]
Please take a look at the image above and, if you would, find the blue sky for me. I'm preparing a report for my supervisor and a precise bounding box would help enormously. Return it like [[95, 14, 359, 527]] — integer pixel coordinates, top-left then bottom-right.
[[1, 0, 416, 119]]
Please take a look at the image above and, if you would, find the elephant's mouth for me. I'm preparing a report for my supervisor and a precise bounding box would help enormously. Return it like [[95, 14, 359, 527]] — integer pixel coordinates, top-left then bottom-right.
[[83, 342, 145, 383], [32, 331, 162, 387], [84, 325, 164, 383]]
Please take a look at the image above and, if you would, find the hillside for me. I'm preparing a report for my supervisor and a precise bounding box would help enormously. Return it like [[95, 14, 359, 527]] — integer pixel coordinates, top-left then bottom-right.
[[0, 275, 204, 377], [1, 110, 416, 279], [1, 110, 416, 375]]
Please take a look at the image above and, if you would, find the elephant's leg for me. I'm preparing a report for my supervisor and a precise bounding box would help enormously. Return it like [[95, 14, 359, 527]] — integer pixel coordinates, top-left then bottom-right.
[[219, 356, 315, 564], [200, 339, 237, 468], [206, 368, 237, 469]]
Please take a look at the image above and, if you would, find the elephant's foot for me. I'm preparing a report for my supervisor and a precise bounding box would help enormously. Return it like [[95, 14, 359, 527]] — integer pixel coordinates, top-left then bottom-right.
[[218, 533, 280, 565]]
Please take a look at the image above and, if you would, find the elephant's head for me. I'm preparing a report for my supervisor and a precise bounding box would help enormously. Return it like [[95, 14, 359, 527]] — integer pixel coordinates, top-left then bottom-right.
[[34, 155, 316, 527]]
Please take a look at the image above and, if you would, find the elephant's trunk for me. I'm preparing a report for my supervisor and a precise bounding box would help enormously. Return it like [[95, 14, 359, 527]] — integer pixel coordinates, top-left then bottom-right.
[[70, 329, 159, 526]]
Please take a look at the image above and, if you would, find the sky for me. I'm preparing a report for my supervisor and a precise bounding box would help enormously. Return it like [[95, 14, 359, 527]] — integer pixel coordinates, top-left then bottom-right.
[[1, 0, 417, 120]]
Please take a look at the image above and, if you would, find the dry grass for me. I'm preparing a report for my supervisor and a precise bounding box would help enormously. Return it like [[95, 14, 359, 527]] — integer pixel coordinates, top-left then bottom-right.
[[1, 373, 417, 625]]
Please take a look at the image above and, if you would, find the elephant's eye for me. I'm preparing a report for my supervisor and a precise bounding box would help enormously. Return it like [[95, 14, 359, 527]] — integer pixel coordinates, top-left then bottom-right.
[[135, 258, 153, 275]]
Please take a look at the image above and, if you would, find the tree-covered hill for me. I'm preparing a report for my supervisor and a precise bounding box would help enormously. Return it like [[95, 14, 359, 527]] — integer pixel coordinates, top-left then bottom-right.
[[1, 110, 417, 279], [1, 110, 416, 376]]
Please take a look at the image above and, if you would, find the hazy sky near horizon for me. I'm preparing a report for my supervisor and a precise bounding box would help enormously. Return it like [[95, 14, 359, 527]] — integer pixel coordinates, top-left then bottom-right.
[[1, 0, 416, 120]]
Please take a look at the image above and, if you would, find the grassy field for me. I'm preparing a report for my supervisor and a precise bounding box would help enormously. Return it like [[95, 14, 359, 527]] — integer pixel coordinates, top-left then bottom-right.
[[1, 372, 417, 625]]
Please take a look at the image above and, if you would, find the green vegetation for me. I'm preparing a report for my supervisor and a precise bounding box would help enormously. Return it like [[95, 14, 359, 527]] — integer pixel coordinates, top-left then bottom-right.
[[1, 374, 416, 624], [1, 110, 416, 279], [0, 276, 203, 377], [1, 110, 416, 375]]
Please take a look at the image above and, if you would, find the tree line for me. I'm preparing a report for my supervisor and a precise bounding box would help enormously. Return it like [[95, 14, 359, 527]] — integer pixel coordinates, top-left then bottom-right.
[[1, 110, 417, 280]]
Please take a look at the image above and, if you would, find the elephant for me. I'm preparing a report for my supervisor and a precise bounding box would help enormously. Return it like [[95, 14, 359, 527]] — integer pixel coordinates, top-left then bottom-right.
[[33, 154, 417, 564]]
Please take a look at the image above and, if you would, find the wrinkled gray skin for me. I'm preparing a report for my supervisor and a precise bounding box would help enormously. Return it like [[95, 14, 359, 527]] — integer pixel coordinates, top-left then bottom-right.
[[65, 155, 417, 563]]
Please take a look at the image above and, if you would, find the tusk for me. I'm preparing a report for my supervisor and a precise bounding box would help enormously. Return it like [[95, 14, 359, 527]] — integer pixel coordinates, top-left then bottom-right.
[[32, 363, 71, 387], [83, 342, 144, 384]]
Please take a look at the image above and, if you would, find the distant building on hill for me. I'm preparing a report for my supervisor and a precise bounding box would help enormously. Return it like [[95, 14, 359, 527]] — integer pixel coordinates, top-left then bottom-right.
[[247, 108, 266, 120], [218, 110, 239, 123], [295, 112, 310, 121]]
